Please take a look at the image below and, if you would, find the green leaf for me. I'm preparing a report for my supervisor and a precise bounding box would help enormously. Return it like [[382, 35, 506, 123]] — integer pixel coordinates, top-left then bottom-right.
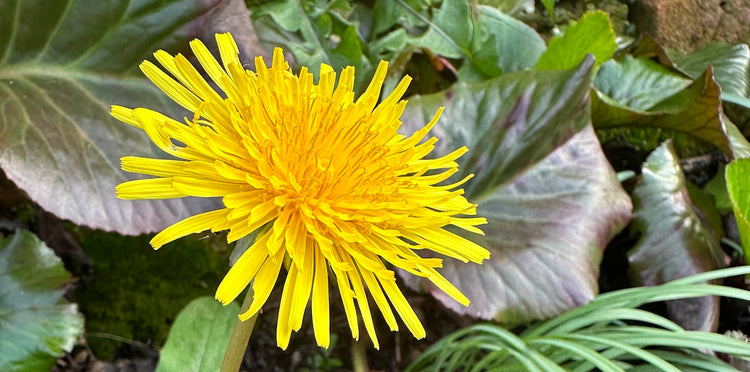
[[593, 65, 732, 157], [371, 0, 424, 36], [705, 164, 733, 212], [402, 59, 631, 322], [723, 92, 750, 109], [628, 141, 725, 331], [252, 0, 369, 74], [396, 0, 472, 59], [463, 6, 546, 79], [536, 11, 616, 71], [373, 1, 544, 81], [0, 230, 83, 372], [403, 57, 595, 199], [594, 56, 692, 111], [156, 297, 240, 372], [727, 158, 750, 261], [687, 181, 725, 239], [668, 42, 750, 97], [252, 0, 324, 63], [475, 0, 534, 16], [726, 116, 750, 158], [0, 0, 241, 234]]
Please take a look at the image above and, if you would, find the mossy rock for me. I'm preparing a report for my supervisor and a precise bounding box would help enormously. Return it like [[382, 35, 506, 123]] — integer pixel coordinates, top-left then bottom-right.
[[73, 229, 231, 360]]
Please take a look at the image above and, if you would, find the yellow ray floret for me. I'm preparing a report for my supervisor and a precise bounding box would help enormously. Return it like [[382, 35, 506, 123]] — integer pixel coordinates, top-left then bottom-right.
[[113, 32, 490, 349]]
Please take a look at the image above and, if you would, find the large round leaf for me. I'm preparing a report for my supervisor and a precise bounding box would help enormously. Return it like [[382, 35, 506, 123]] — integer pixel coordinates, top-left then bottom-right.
[[0, 230, 83, 372], [414, 127, 631, 322], [401, 58, 631, 322], [0, 0, 254, 234]]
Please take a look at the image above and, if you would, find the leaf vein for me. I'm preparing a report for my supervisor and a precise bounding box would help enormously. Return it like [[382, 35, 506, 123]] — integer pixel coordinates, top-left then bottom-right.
[[33, 0, 77, 63], [0, 0, 21, 65]]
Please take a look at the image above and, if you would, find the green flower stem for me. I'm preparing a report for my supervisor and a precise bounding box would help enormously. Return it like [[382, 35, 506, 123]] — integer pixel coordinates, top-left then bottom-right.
[[221, 288, 258, 372], [351, 336, 369, 372]]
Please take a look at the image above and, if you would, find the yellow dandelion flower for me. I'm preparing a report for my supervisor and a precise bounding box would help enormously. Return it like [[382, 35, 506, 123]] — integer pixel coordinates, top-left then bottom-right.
[[114, 33, 490, 350]]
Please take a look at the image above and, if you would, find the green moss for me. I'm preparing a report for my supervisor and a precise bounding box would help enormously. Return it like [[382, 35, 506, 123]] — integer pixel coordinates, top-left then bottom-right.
[[73, 230, 231, 360]]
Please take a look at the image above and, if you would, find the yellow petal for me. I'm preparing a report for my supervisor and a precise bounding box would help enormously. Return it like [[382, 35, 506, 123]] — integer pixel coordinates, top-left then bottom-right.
[[110, 106, 141, 128], [240, 244, 285, 319], [420, 264, 470, 306], [150, 209, 230, 249], [359, 263, 398, 332], [116, 178, 184, 199], [289, 236, 315, 332], [216, 33, 241, 74], [140, 60, 201, 112], [380, 278, 425, 339], [311, 246, 330, 348], [172, 176, 247, 197], [330, 248, 359, 340], [215, 232, 272, 304], [276, 263, 297, 350], [121, 157, 186, 177]]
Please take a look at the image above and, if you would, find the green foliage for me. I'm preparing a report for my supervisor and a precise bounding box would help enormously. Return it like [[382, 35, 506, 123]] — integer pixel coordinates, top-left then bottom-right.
[[727, 159, 750, 261], [705, 164, 733, 212], [590, 37, 749, 158], [74, 230, 230, 359], [406, 57, 595, 198], [535, 10, 616, 70], [461, 5, 546, 80], [668, 43, 750, 98], [252, 0, 546, 90], [594, 56, 692, 111], [0, 230, 84, 372], [156, 297, 240, 372], [406, 266, 750, 372], [5, 1, 750, 369], [252, 0, 371, 83], [593, 62, 729, 157], [726, 118, 750, 158]]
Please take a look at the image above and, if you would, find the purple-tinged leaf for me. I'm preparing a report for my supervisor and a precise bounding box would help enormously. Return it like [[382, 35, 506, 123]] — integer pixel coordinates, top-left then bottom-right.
[[415, 127, 631, 322], [628, 141, 725, 331], [0, 0, 263, 234]]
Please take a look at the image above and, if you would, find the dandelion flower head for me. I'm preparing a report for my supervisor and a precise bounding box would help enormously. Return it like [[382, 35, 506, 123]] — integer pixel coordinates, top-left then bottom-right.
[[113, 33, 490, 349]]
